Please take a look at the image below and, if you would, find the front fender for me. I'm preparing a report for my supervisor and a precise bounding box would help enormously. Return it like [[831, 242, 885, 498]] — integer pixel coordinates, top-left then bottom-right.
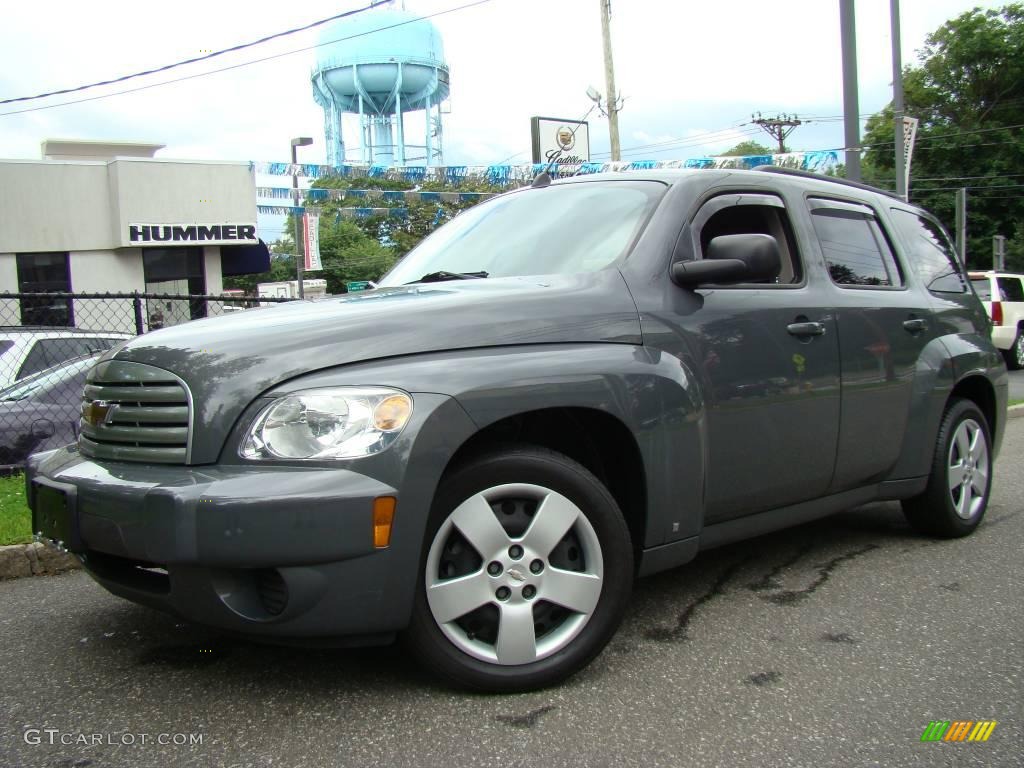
[[278, 344, 707, 548]]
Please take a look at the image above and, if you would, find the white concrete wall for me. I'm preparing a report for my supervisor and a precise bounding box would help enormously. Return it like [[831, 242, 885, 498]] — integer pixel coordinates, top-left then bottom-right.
[[203, 246, 223, 295], [0, 253, 19, 324], [0, 161, 114, 252], [68, 249, 145, 334], [109, 159, 257, 247], [0, 157, 257, 253]]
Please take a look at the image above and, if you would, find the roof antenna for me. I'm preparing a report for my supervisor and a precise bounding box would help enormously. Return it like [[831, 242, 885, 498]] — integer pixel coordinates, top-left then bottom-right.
[[532, 150, 559, 188]]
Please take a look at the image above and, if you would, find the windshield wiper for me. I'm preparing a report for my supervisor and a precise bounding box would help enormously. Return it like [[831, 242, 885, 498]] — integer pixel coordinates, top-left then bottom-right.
[[406, 270, 489, 284]]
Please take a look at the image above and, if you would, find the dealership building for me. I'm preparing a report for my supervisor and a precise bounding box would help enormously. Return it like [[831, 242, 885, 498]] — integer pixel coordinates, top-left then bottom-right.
[[0, 140, 269, 333]]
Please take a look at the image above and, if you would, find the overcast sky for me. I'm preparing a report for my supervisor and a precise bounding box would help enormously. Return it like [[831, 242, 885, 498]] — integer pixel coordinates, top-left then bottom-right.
[[0, 0, 1007, 239]]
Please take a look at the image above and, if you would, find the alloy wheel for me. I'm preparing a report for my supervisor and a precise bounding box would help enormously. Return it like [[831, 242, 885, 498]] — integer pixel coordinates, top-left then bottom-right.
[[425, 483, 604, 665], [947, 418, 989, 520]]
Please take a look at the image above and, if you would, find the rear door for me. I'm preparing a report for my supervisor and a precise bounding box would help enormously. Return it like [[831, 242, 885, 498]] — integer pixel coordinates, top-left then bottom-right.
[[802, 198, 937, 492]]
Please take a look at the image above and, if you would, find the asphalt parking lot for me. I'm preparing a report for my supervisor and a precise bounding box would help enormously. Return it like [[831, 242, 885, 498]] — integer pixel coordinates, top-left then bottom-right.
[[1009, 367, 1024, 402], [1, 420, 1022, 768]]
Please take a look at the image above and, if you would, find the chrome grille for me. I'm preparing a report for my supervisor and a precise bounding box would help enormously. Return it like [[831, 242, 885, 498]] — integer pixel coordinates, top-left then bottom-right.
[[79, 360, 191, 464]]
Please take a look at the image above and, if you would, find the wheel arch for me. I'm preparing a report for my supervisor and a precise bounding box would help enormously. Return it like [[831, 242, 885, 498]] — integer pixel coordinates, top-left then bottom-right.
[[443, 406, 649, 560]]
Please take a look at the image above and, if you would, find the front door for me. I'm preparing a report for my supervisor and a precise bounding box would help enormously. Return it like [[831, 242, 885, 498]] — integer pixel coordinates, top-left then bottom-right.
[[659, 192, 842, 524]]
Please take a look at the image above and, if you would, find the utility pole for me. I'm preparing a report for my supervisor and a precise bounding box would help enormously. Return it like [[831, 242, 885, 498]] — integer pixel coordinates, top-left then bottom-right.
[[840, 0, 862, 181], [599, 0, 621, 161], [751, 113, 803, 154], [891, 0, 906, 200]]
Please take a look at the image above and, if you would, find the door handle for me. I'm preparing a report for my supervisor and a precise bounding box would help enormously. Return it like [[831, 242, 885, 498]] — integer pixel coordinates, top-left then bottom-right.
[[903, 318, 928, 333], [787, 321, 826, 337]]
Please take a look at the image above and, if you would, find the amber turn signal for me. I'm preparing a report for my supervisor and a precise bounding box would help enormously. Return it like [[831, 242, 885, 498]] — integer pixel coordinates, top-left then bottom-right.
[[373, 496, 396, 548]]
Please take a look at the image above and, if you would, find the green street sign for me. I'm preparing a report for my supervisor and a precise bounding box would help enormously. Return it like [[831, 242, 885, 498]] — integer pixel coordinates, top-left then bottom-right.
[[347, 281, 371, 292]]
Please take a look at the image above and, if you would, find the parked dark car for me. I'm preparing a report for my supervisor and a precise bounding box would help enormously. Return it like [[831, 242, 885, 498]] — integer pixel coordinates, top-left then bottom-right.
[[0, 354, 100, 467], [28, 168, 1007, 691]]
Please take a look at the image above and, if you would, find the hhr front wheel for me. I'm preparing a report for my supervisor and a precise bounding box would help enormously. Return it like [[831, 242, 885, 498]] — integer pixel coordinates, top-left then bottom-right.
[[903, 398, 992, 538], [407, 446, 633, 692]]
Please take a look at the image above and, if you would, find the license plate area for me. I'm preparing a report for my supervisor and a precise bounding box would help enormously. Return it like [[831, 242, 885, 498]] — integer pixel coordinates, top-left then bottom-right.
[[31, 480, 82, 553]]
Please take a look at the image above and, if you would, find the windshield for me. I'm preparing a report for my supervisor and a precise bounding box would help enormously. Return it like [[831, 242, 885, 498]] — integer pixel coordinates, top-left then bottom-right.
[[379, 180, 664, 286], [0, 355, 98, 402]]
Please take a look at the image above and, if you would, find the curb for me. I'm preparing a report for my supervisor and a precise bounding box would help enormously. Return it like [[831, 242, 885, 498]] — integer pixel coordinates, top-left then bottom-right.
[[0, 542, 82, 581], [1009, 404, 1024, 420]]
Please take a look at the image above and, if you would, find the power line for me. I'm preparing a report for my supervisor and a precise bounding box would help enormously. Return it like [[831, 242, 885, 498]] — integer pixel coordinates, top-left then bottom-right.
[[591, 124, 761, 159], [0, 0, 498, 118], [0, 4, 376, 105]]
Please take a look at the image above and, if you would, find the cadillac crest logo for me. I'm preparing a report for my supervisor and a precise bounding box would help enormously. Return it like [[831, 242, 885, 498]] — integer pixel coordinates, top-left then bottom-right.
[[556, 126, 576, 152]]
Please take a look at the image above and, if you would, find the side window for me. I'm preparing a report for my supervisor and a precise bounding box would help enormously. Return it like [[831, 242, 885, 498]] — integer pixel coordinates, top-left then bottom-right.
[[998, 277, 1024, 302], [16, 341, 51, 379], [889, 209, 967, 294], [809, 201, 901, 288], [696, 198, 802, 284]]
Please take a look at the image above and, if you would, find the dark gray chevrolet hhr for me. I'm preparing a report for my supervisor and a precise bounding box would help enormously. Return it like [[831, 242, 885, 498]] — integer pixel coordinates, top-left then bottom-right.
[[28, 168, 1008, 691]]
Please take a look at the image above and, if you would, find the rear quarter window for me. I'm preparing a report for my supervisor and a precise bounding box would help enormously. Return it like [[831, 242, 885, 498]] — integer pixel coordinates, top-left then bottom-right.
[[890, 209, 967, 294]]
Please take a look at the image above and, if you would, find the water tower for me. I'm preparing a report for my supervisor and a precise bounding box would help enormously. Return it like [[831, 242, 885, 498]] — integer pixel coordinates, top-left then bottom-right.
[[311, 0, 450, 167]]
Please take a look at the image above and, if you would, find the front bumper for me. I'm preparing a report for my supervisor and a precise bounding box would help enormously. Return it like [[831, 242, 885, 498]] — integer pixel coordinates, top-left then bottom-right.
[[25, 394, 477, 640]]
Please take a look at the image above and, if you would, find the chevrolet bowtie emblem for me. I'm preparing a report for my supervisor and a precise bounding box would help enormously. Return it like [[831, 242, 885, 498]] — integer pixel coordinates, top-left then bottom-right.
[[83, 400, 118, 427]]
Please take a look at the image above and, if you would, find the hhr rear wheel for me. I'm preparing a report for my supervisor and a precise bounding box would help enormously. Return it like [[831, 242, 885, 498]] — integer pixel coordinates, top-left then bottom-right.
[[903, 398, 992, 538], [407, 446, 633, 692]]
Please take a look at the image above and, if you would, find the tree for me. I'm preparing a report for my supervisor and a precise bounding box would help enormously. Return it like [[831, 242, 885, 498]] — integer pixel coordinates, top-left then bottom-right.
[[718, 140, 773, 157], [862, 4, 1024, 269]]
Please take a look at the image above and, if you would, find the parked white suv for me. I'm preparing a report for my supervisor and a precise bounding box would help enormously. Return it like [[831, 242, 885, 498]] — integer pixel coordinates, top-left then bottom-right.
[[969, 271, 1024, 369], [0, 329, 131, 388]]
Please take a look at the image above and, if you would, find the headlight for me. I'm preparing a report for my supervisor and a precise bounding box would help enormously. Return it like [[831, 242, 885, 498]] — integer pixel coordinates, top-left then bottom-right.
[[240, 387, 413, 460]]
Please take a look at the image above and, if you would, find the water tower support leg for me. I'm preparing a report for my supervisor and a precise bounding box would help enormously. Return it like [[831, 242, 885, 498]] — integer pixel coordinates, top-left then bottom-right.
[[425, 93, 432, 166], [396, 64, 405, 166]]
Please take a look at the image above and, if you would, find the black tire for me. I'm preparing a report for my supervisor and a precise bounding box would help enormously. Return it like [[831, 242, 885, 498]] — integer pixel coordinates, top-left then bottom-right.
[[406, 445, 633, 692], [1003, 328, 1024, 371], [902, 398, 992, 538]]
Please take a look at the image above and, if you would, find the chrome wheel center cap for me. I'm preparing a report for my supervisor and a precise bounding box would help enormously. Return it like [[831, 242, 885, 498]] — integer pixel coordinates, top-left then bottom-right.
[[507, 567, 527, 582]]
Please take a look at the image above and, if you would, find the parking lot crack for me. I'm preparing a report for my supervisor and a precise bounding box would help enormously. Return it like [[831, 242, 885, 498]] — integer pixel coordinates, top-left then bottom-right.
[[747, 542, 816, 593], [761, 544, 879, 606], [645, 557, 748, 642]]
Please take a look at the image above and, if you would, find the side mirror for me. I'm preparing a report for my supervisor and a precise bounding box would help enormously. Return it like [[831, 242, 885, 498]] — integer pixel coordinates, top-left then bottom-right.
[[672, 233, 782, 287]]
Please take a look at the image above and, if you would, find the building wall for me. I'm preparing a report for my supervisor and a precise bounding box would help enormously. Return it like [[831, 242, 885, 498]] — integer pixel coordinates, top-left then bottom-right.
[[0, 253, 19, 325], [69, 249, 146, 334], [0, 157, 257, 254], [0, 161, 114, 252], [109, 159, 257, 247]]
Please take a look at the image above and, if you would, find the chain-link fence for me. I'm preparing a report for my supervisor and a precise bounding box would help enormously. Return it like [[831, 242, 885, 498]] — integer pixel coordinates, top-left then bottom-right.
[[0, 292, 294, 469]]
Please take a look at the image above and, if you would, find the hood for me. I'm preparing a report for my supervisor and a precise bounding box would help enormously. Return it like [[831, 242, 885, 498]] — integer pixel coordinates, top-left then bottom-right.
[[115, 271, 642, 463]]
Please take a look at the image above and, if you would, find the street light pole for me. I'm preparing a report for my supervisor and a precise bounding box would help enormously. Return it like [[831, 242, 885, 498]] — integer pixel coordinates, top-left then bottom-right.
[[290, 137, 313, 299]]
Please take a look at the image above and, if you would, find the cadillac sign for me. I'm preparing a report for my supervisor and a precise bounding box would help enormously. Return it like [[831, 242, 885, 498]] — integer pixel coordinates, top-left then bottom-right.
[[531, 116, 591, 165]]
